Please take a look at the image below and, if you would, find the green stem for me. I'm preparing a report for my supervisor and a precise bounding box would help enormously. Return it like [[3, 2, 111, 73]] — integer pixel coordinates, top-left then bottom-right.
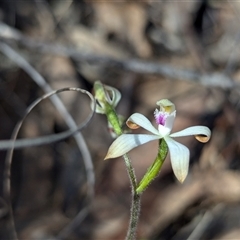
[[123, 154, 137, 189], [125, 192, 141, 240], [136, 139, 168, 194], [105, 103, 122, 136], [121, 155, 140, 240], [123, 154, 141, 240], [106, 106, 140, 240], [125, 140, 168, 239]]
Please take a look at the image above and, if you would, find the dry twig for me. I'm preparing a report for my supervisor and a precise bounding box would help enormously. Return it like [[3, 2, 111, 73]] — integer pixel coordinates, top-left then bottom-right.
[[0, 42, 96, 239], [0, 23, 237, 90]]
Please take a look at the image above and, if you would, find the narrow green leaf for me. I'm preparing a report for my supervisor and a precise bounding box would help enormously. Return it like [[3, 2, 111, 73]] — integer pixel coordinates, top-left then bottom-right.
[[136, 139, 168, 194]]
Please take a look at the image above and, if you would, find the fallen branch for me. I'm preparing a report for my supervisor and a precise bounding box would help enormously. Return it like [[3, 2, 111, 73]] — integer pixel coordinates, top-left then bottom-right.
[[0, 22, 237, 89]]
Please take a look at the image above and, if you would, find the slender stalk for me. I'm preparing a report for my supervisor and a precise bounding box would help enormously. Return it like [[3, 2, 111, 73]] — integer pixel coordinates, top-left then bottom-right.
[[126, 193, 141, 239], [123, 154, 141, 240], [122, 153, 140, 239], [123, 154, 137, 189], [105, 104, 140, 240], [125, 140, 167, 238]]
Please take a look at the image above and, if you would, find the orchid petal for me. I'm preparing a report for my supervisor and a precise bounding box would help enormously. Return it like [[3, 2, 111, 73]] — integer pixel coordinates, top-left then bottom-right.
[[126, 113, 160, 135], [105, 85, 121, 107], [158, 124, 171, 137], [91, 101, 105, 114], [105, 134, 160, 159], [170, 126, 211, 143], [164, 110, 176, 132], [95, 107, 105, 114], [165, 137, 190, 183]]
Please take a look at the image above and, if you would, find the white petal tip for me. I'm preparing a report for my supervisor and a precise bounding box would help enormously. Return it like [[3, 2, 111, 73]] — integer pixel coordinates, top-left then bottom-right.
[[174, 170, 188, 183], [177, 176, 186, 183], [104, 151, 116, 160], [173, 169, 188, 184]]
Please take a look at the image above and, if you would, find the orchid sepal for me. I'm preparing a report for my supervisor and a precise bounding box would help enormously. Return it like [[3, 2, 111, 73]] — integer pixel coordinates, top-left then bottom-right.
[[127, 113, 160, 135], [170, 126, 211, 143], [164, 136, 190, 183], [104, 134, 161, 160]]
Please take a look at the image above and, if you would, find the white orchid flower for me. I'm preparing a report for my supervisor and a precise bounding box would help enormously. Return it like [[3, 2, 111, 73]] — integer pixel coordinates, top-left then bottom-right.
[[105, 99, 211, 183]]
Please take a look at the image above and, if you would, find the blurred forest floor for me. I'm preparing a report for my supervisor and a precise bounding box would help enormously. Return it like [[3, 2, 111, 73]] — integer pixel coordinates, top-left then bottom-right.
[[0, 1, 240, 239]]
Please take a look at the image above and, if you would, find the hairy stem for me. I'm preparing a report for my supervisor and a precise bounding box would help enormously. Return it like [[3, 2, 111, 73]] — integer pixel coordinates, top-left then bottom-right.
[[106, 105, 140, 240], [126, 192, 141, 240], [123, 154, 137, 189], [123, 154, 141, 240]]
